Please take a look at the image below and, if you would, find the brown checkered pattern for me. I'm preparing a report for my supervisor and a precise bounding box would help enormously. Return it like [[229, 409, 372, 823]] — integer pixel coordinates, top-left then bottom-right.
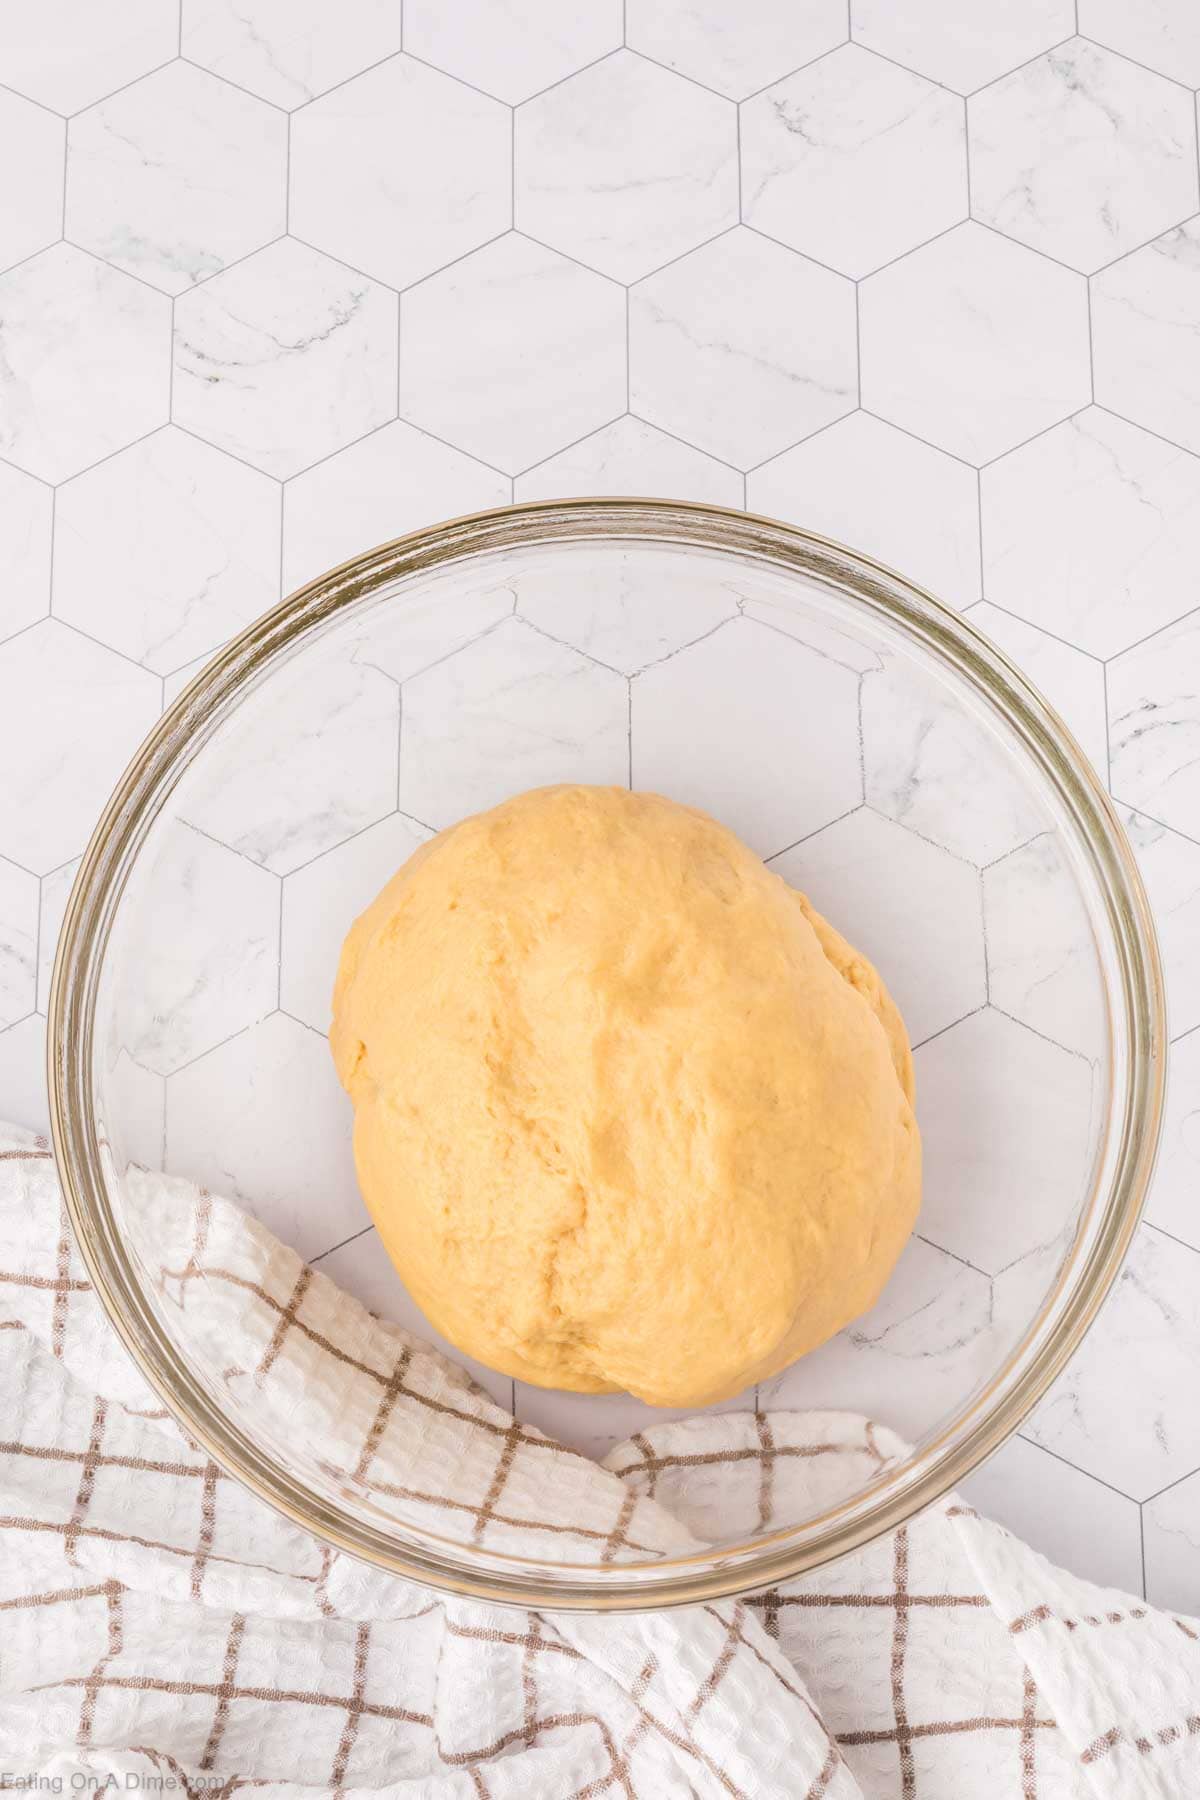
[[1, 1125, 1197, 1796]]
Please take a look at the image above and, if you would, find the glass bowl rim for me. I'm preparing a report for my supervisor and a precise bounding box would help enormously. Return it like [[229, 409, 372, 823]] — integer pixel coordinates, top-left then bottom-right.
[[48, 497, 1166, 1611]]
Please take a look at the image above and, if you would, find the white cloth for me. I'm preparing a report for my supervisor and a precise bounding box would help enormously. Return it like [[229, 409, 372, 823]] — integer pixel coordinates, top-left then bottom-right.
[[0, 1122, 1195, 1798]]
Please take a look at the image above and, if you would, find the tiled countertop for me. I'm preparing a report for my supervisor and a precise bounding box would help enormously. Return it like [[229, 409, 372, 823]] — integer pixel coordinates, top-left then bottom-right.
[[1, 0, 1199, 1610]]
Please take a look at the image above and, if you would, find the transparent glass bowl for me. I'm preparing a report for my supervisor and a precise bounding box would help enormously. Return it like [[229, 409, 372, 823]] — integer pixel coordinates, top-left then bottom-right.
[[49, 500, 1165, 1609]]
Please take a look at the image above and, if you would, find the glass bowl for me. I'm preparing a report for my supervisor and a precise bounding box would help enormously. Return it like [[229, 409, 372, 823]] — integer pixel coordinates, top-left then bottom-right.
[[48, 499, 1165, 1610]]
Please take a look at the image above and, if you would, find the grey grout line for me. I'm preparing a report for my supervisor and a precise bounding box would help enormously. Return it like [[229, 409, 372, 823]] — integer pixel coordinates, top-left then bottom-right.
[[1016, 1431, 1143, 1507], [1143, 1220, 1200, 1261]]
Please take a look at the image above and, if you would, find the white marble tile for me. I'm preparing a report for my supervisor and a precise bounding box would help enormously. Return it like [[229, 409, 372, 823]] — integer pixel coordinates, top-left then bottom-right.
[[1144, 1467, 1200, 1615], [981, 408, 1200, 660], [166, 1010, 363, 1263], [1080, 0, 1200, 89], [630, 227, 856, 469], [851, 0, 1074, 96], [282, 422, 509, 594], [291, 56, 510, 291], [0, 463, 52, 641], [1024, 1224, 1200, 1499], [516, 50, 737, 284], [184, 654, 399, 873], [742, 45, 966, 280], [349, 583, 516, 687], [0, 621, 160, 875], [1109, 613, 1200, 842], [915, 1007, 1094, 1274], [514, 416, 741, 509], [173, 238, 397, 480], [759, 1238, 1001, 1446], [748, 413, 980, 607], [861, 657, 1044, 865], [161, 652, 213, 706], [0, 90, 63, 273], [982, 833, 1107, 1057], [631, 614, 861, 858], [0, 0, 177, 115], [966, 601, 1109, 778], [1146, 1029, 1200, 1253], [406, 0, 622, 106], [100, 1047, 166, 1174], [400, 616, 628, 827], [736, 601, 884, 676], [0, 859, 38, 1030], [515, 550, 740, 674], [400, 234, 625, 475], [1092, 218, 1200, 457], [970, 39, 1197, 277], [860, 223, 1090, 465], [1120, 810, 1200, 1042], [627, 0, 846, 101], [963, 1435, 1144, 1597], [54, 427, 280, 673], [280, 811, 432, 1033], [116, 820, 279, 1077], [0, 243, 170, 485], [0, 1014, 49, 1135], [66, 63, 287, 297], [772, 808, 986, 1048], [36, 856, 78, 1015], [181, 0, 403, 110]]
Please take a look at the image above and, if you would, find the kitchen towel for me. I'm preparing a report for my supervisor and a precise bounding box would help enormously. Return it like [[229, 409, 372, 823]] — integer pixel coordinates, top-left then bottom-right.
[[0, 1121, 1195, 1799]]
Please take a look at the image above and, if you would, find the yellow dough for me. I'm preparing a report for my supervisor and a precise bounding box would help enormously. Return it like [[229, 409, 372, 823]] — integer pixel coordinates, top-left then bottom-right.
[[331, 785, 920, 1408]]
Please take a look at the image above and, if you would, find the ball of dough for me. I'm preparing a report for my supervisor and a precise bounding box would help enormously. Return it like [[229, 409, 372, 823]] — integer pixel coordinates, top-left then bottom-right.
[[331, 785, 920, 1408]]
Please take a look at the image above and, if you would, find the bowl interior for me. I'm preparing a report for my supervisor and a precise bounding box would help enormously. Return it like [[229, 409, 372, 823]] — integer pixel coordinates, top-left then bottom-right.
[[73, 512, 1146, 1599]]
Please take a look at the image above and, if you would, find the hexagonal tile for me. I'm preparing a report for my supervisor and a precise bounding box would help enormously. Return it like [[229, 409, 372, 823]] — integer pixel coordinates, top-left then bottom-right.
[[282, 422, 510, 593], [852, 0, 1074, 95], [1080, 0, 1200, 89], [963, 1436, 1144, 1597], [969, 40, 1197, 276], [629, 228, 856, 468], [400, 234, 625, 475], [631, 615, 861, 857], [627, 0, 846, 101], [1093, 219, 1200, 456], [406, 0, 622, 105], [983, 834, 1106, 1057], [54, 428, 281, 674], [117, 821, 278, 1076], [1146, 1028, 1200, 1253], [0, 244, 170, 485], [173, 239, 397, 480], [0, 622, 160, 875], [772, 809, 985, 1047], [861, 658, 1043, 865], [1109, 614, 1200, 840], [182, 0, 403, 110], [166, 1012, 362, 1261], [66, 64, 286, 297], [514, 416, 741, 507], [1024, 1224, 1200, 1498], [859, 223, 1089, 464], [748, 413, 980, 606], [0, 91, 62, 272], [36, 857, 78, 1015], [981, 409, 1200, 659], [100, 1047, 165, 1174], [0, 859, 38, 1029], [515, 548, 740, 674], [516, 51, 737, 283], [1144, 1467, 1200, 1613], [349, 585, 516, 687], [967, 602, 1108, 777], [1121, 809, 1200, 1041], [291, 57, 510, 291], [0, 0, 177, 114], [0, 1015, 49, 1134], [0, 463, 51, 641], [400, 616, 627, 826], [281, 811, 431, 1032], [184, 655, 399, 873], [742, 45, 966, 280], [915, 1008, 1093, 1274]]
